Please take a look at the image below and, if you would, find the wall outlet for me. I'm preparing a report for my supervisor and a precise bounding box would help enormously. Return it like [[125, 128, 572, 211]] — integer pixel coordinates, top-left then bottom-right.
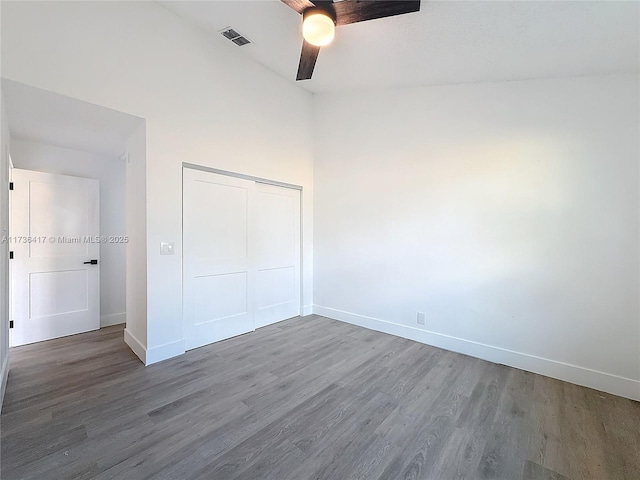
[[417, 312, 426, 326]]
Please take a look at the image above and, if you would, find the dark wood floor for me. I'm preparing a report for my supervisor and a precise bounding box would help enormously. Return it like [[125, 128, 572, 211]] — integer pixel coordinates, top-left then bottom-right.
[[1, 316, 638, 480]]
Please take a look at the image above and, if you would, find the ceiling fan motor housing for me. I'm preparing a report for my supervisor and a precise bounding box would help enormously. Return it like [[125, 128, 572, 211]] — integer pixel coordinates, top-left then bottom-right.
[[303, 5, 337, 24]]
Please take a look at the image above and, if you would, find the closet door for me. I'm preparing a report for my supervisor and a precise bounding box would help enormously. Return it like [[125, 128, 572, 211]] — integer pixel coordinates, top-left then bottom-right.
[[254, 183, 301, 328], [183, 169, 255, 350]]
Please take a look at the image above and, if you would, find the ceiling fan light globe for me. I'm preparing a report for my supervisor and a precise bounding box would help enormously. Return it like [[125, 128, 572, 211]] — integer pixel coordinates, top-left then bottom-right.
[[302, 12, 335, 47]]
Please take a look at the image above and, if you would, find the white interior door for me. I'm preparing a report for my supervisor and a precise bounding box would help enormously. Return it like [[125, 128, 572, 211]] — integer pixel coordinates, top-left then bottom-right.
[[183, 169, 255, 351], [10, 169, 100, 346], [254, 183, 301, 328]]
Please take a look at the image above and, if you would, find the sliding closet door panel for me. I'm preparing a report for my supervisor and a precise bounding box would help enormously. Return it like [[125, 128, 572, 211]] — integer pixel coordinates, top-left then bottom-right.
[[191, 181, 248, 261], [183, 169, 255, 351], [254, 183, 301, 328]]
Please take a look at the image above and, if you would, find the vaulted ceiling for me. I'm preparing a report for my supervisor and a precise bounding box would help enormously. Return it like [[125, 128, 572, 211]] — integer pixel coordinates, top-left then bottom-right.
[[161, 0, 640, 93]]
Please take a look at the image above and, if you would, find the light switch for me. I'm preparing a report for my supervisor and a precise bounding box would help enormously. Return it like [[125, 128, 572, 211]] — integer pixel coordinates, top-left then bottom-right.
[[160, 242, 175, 255]]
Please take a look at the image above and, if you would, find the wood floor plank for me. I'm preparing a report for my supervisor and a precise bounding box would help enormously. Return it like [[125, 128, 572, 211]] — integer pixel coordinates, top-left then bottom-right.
[[2, 316, 639, 480], [476, 369, 534, 479], [428, 427, 487, 480], [523, 460, 570, 480]]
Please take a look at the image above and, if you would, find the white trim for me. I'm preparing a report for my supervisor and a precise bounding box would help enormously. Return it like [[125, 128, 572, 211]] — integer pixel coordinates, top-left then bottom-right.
[[101, 312, 126, 327], [0, 353, 8, 411], [301, 305, 313, 316], [145, 339, 185, 365], [313, 305, 640, 402], [182, 163, 302, 191], [123, 328, 146, 364]]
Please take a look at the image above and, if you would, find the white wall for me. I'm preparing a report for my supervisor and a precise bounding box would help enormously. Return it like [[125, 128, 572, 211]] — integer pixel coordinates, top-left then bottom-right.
[[313, 74, 640, 400], [0, 88, 10, 408], [124, 122, 147, 359], [10, 139, 126, 327], [0, 1, 314, 363]]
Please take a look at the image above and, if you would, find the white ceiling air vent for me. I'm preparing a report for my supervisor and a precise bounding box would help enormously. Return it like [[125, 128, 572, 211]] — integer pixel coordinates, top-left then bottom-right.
[[220, 28, 252, 47]]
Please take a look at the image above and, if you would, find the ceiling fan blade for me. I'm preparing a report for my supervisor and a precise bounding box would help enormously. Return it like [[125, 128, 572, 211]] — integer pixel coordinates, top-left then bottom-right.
[[280, 0, 316, 15], [334, 0, 420, 26], [296, 40, 321, 81]]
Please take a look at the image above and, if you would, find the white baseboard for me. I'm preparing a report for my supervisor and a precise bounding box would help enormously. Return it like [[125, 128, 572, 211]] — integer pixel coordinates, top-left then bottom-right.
[[313, 305, 640, 402], [101, 312, 126, 327], [124, 328, 146, 364], [124, 328, 184, 366], [301, 305, 314, 316], [146, 339, 185, 366], [0, 352, 8, 412]]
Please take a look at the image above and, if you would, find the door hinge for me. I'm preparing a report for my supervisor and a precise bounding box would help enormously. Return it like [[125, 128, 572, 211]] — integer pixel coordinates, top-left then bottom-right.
[[9, 320, 13, 329], [9, 251, 13, 259], [9, 182, 13, 191]]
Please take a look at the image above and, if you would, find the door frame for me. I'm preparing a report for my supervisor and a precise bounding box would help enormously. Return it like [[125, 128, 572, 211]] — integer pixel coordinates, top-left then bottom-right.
[[181, 163, 305, 327]]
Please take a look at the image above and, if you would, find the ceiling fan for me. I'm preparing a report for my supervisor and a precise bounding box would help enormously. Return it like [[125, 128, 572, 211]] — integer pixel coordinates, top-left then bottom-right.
[[281, 0, 421, 81]]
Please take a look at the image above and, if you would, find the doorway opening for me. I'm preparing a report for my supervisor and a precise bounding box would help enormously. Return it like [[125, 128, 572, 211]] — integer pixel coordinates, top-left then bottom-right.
[[1, 79, 145, 349]]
